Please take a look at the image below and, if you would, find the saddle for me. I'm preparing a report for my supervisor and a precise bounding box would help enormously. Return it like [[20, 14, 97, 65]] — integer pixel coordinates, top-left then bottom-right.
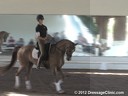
[[32, 43, 51, 60], [32, 35, 56, 60]]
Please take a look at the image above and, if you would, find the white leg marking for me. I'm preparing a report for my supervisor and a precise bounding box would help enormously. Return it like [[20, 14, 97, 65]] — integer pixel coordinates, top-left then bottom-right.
[[54, 79, 63, 92], [25, 80, 32, 90], [58, 79, 63, 84], [15, 76, 20, 89]]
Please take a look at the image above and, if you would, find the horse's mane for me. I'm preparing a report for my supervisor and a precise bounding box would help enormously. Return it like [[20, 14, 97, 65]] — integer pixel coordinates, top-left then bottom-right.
[[50, 39, 74, 52], [56, 39, 74, 45]]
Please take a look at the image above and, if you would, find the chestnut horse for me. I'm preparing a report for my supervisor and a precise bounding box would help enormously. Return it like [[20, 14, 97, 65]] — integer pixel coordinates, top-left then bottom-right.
[[0, 39, 77, 94]]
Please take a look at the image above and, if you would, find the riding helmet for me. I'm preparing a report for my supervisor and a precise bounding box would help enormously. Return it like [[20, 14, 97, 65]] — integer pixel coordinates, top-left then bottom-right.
[[36, 14, 44, 20]]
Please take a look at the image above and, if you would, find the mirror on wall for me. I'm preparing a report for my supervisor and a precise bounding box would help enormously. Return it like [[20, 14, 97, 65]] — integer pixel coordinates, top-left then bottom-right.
[[0, 15, 127, 56]]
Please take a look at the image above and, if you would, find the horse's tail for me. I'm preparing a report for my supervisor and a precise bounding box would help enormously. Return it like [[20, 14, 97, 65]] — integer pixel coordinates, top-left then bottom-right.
[[0, 46, 21, 75]]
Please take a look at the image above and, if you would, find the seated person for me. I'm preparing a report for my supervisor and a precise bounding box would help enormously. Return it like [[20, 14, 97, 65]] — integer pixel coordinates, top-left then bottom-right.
[[7, 36, 16, 47], [28, 39, 35, 45], [16, 38, 25, 47]]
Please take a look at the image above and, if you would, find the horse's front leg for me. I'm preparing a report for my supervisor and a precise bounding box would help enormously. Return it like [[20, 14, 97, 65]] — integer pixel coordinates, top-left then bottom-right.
[[52, 67, 65, 94]]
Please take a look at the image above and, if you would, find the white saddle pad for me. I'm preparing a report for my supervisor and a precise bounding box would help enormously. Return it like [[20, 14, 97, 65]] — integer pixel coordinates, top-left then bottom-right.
[[32, 48, 39, 59]]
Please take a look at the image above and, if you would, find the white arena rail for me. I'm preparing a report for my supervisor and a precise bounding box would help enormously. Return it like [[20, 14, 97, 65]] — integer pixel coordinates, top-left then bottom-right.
[[0, 56, 128, 70]]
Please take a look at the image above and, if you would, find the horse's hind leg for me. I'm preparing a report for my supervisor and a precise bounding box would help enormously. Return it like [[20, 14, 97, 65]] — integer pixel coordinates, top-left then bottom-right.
[[25, 62, 33, 90], [15, 65, 25, 89]]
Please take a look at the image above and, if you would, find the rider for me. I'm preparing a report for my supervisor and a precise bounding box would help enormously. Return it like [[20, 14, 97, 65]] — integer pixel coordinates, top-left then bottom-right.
[[35, 14, 48, 69]]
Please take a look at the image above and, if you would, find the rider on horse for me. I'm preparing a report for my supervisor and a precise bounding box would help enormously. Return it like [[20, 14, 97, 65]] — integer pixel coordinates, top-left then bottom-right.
[[35, 14, 48, 69]]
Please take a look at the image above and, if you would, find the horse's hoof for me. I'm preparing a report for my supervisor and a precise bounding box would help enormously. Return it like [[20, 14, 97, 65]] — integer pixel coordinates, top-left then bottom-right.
[[26, 86, 32, 91], [13, 88, 20, 92], [14, 86, 19, 90], [58, 90, 65, 94], [26, 88, 32, 92]]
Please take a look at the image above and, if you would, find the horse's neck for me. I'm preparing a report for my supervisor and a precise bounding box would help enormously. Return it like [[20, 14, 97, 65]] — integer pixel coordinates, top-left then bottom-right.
[[50, 41, 67, 55], [56, 42, 67, 51]]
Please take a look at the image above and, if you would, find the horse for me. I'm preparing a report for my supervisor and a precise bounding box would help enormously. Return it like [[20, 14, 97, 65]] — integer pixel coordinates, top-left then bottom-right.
[[0, 38, 77, 94], [0, 31, 9, 52]]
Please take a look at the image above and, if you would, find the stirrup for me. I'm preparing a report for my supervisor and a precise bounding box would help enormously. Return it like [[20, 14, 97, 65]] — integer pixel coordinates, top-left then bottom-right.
[[42, 61, 49, 69]]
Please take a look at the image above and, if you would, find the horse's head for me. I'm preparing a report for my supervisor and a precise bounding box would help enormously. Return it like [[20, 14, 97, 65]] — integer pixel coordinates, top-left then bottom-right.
[[66, 43, 77, 61], [2, 31, 9, 42]]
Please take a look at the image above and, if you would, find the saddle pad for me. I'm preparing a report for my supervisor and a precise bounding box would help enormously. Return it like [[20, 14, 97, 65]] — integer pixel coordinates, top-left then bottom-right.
[[32, 48, 39, 59]]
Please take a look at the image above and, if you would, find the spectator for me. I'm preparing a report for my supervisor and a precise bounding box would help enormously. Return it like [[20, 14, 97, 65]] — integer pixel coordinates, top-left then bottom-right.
[[53, 32, 60, 42], [16, 38, 25, 47], [7, 36, 16, 47], [60, 31, 66, 39], [76, 33, 88, 45], [28, 39, 35, 45]]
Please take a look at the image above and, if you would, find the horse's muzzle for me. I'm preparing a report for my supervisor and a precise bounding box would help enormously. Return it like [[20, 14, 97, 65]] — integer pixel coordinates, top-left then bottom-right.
[[66, 57, 71, 61]]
